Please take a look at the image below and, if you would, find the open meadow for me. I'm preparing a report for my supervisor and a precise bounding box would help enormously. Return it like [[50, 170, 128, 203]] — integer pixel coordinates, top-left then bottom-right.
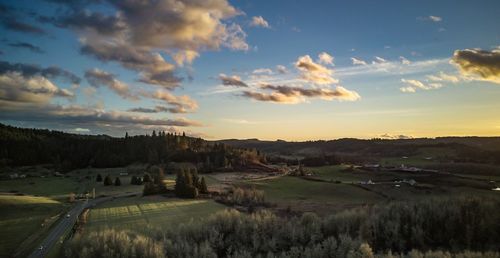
[[85, 196, 226, 234], [0, 195, 68, 257]]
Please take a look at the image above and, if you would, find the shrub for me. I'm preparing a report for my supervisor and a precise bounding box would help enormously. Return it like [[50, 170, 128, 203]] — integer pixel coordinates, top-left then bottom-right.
[[103, 175, 112, 186], [199, 176, 208, 194], [65, 229, 163, 258], [143, 173, 152, 183], [218, 187, 266, 207], [66, 197, 500, 258], [175, 169, 202, 198], [131, 176, 143, 185]]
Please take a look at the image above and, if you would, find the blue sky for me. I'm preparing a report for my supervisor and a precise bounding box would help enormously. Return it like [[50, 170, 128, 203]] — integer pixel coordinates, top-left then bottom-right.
[[0, 0, 499, 139]]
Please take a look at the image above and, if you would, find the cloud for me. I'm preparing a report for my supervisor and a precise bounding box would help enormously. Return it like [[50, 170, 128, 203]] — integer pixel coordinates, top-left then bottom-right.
[[8, 41, 44, 53], [241, 84, 360, 104], [172, 50, 199, 66], [379, 133, 413, 140], [240, 91, 302, 104], [318, 52, 334, 65], [84, 68, 137, 100], [0, 103, 202, 128], [276, 65, 288, 74], [250, 16, 270, 28], [451, 48, 500, 84], [146, 90, 198, 113], [400, 78, 442, 93], [351, 57, 367, 66], [219, 74, 248, 87], [48, 10, 126, 36], [221, 23, 249, 51], [295, 55, 338, 85], [0, 61, 81, 85], [400, 86, 416, 93], [399, 56, 411, 65], [106, 0, 243, 51], [48, 0, 248, 88], [252, 68, 273, 75], [429, 16, 442, 22], [84, 68, 197, 113], [426, 71, 460, 83], [0, 3, 46, 35], [373, 56, 387, 64], [337, 58, 449, 77], [128, 105, 193, 114], [80, 39, 181, 89], [418, 15, 442, 22], [0, 72, 74, 104]]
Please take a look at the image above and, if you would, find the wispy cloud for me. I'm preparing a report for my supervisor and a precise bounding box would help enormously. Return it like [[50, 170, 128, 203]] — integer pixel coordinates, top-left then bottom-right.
[[8, 41, 44, 53], [219, 73, 248, 87], [418, 15, 443, 22], [400, 78, 442, 93], [250, 16, 270, 28]]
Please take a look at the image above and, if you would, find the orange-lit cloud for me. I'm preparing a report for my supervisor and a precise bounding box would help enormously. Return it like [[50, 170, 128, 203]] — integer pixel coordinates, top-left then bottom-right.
[[451, 48, 500, 84], [241, 84, 360, 103], [295, 55, 338, 85]]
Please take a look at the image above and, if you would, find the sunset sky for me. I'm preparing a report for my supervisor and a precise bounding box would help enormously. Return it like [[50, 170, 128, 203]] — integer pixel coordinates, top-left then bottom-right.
[[1, 0, 499, 140]]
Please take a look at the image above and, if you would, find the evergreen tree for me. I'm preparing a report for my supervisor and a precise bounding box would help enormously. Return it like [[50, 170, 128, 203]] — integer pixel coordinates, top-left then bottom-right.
[[143, 173, 152, 183], [96, 174, 103, 182], [115, 177, 121, 186], [175, 169, 186, 196], [184, 169, 193, 186], [200, 177, 208, 194], [104, 175, 112, 186]]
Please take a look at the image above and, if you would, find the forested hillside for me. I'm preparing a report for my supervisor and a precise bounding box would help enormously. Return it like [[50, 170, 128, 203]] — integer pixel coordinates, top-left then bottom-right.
[[217, 137, 500, 164], [0, 124, 264, 170]]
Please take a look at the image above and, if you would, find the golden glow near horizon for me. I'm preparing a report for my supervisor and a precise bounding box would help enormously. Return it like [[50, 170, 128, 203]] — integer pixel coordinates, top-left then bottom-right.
[[0, 1, 499, 139]]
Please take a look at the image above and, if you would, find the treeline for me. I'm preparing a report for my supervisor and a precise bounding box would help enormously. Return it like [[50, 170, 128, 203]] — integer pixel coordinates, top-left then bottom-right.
[[66, 197, 500, 257], [0, 123, 264, 170], [219, 138, 500, 165]]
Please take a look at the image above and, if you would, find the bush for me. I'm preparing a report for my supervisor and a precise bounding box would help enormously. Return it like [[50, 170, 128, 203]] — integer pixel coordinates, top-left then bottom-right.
[[65, 229, 163, 258], [218, 187, 266, 207], [103, 175, 112, 186], [114, 177, 121, 186], [143, 173, 152, 183], [199, 176, 208, 194], [66, 197, 500, 258], [175, 169, 202, 198], [130, 176, 143, 185]]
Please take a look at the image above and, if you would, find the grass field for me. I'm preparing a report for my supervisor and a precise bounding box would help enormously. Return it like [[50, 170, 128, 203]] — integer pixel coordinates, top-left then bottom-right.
[[0, 177, 79, 197], [242, 176, 384, 214], [85, 196, 226, 235], [309, 165, 400, 183], [379, 146, 456, 166], [0, 195, 66, 257]]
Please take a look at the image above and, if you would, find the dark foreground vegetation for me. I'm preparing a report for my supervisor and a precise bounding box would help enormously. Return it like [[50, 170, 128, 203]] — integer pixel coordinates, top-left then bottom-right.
[[0, 123, 265, 170], [66, 197, 500, 258]]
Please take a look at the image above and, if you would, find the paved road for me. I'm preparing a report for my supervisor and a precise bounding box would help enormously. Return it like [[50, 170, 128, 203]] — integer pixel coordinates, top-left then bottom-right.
[[28, 193, 139, 258]]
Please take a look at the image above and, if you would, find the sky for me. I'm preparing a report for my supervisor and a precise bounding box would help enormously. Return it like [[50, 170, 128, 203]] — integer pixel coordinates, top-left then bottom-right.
[[0, 0, 499, 140]]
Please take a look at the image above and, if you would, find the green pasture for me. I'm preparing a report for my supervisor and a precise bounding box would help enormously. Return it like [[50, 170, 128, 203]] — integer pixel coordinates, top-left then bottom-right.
[[0, 195, 66, 257], [243, 176, 384, 214], [0, 177, 79, 197], [85, 196, 225, 234]]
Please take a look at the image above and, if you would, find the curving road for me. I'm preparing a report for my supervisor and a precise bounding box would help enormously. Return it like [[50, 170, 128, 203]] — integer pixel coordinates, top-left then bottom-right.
[[28, 193, 138, 258]]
